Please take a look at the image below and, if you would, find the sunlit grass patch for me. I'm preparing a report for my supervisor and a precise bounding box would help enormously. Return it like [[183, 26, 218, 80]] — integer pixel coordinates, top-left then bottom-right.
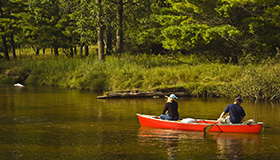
[[2, 52, 280, 100]]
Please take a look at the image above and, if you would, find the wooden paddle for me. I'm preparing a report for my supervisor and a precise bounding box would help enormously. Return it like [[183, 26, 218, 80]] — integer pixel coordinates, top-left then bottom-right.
[[203, 121, 218, 133], [204, 113, 229, 133]]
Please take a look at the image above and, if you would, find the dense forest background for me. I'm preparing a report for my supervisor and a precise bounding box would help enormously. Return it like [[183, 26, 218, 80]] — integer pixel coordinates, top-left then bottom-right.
[[2, 0, 280, 101], [1, 0, 280, 63]]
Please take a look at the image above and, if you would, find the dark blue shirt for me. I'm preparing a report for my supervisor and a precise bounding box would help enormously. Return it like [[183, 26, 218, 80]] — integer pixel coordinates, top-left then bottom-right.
[[224, 104, 246, 123]]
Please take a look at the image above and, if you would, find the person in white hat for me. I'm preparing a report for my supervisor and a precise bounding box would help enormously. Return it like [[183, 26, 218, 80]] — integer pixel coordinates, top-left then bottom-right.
[[160, 94, 179, 120]]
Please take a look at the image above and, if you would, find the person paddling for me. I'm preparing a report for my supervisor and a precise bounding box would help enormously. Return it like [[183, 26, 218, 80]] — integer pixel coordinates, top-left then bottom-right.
[[160, 94, 179, 120], [218, 97, 246, 124]]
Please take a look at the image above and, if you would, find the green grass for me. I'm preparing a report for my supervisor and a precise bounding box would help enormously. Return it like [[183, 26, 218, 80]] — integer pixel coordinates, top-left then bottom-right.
[[1, 52, 280, 101]]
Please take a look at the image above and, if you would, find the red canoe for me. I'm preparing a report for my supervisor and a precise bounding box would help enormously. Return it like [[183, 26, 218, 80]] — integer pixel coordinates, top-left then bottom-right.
[[137, 114, 263, 134]]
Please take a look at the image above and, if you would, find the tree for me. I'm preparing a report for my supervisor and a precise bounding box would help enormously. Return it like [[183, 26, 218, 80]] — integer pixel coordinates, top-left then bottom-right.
[[116, 0, 123, 54], [151, 0, 242, 62], [103, 0, 115, 56], [0, 1, 11, 60], [58, 0, 81, 57], [21, 0, 63, 55], [1, 27, 9, 60], [96, 0, 104, 60], [122, 0, 165, 54], [1, 0, 27, 60], [68, 0, 96, 58], [134, 0, 280, 63]]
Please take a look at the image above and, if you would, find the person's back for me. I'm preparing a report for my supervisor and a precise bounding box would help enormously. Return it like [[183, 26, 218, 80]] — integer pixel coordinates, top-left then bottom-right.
[[160, 94, 179, 120], [218, 97, 246, 124], [163, 100, 179, 118], [224, 103, 246, 123]]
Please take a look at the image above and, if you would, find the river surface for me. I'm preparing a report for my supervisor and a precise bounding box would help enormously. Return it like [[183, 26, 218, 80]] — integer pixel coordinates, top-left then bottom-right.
[[0, 84, 280, 160]]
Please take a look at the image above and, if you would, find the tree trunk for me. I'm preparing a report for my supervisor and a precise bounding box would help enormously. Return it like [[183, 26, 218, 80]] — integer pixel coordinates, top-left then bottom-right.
[[19, 45, 22, 58], [1, 27, 9, 61], [85, 46, 89, 56], [80, 43, 84, 59], [106, 28, 112, 56], [116, 0, 123, 55], [70, 47, 74, 57], [10, 33, 16, 59], [96, 0, 104, 61], [54, 48, 59, 56], [74, 47, 77, 55], [36, 48, 39, 55], [0, 5, 9, 60]]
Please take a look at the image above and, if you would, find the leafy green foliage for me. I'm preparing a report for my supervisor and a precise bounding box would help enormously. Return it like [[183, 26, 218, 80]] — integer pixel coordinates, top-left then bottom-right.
[[67, 0, 97, 45], [2, 0, 280, 62], [3, 0, 280, 101], [2, 53, 280, 100]]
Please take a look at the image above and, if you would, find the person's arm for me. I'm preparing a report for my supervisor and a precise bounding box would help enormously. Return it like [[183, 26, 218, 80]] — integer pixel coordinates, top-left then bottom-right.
[[218, 105, 230, 121], [217, 111, 228, 123], [218, 112, 226, 119], [162, 103, 168, 114]]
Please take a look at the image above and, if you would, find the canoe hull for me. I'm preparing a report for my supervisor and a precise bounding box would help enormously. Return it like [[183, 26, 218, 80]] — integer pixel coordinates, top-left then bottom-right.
[[137, 114, 263, 134]]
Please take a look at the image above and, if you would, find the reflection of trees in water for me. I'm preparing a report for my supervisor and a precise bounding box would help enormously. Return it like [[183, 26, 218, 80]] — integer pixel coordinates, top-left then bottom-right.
[[209, 133, 261, 160], [162, 136, 179, 160], [138, 127, 178, 159], [138, 126, 261, 160], [216, 136, 244, 159], [138, 126, 205, 160]]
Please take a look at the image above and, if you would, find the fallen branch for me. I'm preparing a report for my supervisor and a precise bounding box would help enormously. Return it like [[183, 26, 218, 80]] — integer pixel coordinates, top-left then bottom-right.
[[97, 90, 190, 99]]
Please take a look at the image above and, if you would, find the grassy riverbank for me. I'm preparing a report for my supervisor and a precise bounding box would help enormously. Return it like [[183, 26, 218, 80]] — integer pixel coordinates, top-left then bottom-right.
[[1, 53, 280, 101]]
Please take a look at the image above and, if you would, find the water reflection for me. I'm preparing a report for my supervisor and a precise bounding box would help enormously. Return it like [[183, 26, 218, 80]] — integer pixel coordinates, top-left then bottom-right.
[[1, 84, 280, 159], [138, 126, 204, 159], [209, 132, 261, 159], [138, 126, 261, 160]]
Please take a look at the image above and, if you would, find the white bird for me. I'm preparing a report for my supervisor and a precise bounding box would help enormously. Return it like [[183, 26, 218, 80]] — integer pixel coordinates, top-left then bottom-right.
[[14, 83, 25, 87]]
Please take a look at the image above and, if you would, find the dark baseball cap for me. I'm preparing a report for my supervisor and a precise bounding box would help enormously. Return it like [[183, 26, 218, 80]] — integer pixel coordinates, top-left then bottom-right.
[[235, 97, 243, 103]]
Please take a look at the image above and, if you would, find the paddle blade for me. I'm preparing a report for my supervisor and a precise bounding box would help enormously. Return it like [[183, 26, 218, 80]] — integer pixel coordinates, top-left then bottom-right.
[[203, 124, 213, 133]]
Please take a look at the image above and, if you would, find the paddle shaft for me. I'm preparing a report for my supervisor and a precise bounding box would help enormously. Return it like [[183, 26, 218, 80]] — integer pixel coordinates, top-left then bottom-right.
[[203, 113, 229, 133]]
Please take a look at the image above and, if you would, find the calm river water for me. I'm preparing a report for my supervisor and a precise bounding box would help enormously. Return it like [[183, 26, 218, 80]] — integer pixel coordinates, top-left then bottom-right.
[[0, 84, 280, 160]]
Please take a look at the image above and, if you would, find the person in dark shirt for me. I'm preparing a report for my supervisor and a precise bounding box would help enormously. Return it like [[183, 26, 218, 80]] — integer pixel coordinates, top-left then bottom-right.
[[218, 97, 246, 124], [160, 94, 179, 120]]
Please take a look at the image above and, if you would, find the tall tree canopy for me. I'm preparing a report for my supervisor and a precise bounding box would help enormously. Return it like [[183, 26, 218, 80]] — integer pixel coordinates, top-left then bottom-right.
[[1, 0, 280, 63], [1, 0, 27, 60], [142, 0, 280, 63]]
